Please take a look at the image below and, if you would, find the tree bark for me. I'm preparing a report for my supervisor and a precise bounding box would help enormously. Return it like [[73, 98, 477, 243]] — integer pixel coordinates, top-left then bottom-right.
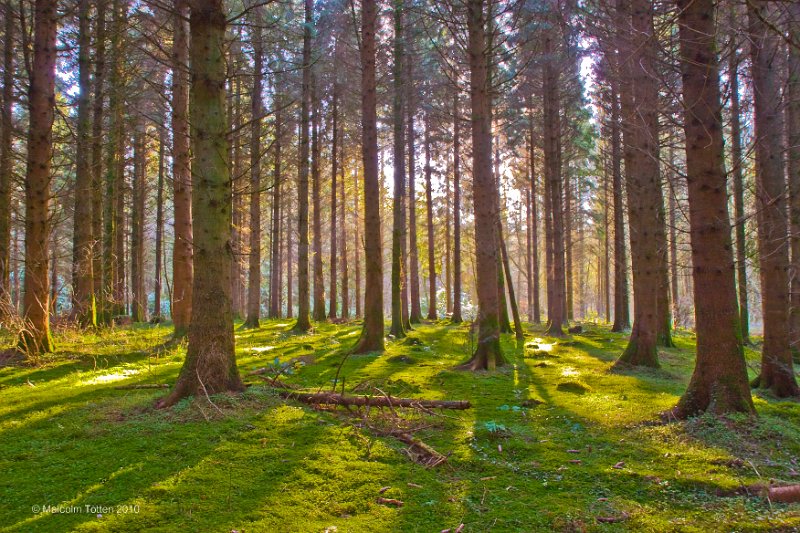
[[70, 0, 96, 327], [543, 33, 565, 338], [311, 77, 325, 322], [616, 0, 663, 366], [294, 0, 312, 332], [269, 86, 283, 319], [728, 9, 749, 345], [527, 105, 540, 324], [352, 0, 384, 353], [130, 120, 146, 322], [787, 2, 800, 351], [172, 0, 193, 335], [609, 70, 629, 331], [451, 92, 463, 323], [340, 138, 349, 319], [91, 0, 107, 318], [354, 166, 362, 319], [390, 0, 407, 339], [673, 0, 754, 417], [244, 7, 264, 329], [20, 0, 57, 354], [424, 112, 437, 319], [0, 0, 14, 312], [407, 56, 421, 323], [459, 0, 505, 370], [748, 1, 800, 397], [159, 0, 245, 407], [153, 119, 165, 321], [329, 77, 339, 319]]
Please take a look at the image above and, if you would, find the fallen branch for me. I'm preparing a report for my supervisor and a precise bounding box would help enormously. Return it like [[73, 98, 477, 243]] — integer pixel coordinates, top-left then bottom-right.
[[596, 513, 629, 524], [373, 427, 449, 468], [769, 484, 800, 503], [275, 389, 471, 410]]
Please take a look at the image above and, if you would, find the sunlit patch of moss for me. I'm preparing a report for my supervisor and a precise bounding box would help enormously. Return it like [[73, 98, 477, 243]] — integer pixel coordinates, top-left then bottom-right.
[[0, 321, 799, 531]]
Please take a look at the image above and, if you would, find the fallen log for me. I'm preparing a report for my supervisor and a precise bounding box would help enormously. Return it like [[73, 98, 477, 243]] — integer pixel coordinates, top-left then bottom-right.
[[276, 390, 471, 410], [769, 484, 800, 503]]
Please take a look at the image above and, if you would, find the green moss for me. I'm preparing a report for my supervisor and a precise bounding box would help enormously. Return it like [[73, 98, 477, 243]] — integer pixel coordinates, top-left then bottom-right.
[[0, 322, 798, 532]]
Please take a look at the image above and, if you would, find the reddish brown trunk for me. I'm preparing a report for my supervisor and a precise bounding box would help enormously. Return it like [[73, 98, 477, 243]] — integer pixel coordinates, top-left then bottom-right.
[[452, 93, 462, 323], [407, 57, 421, 323], [424, 113, 437, 319], [543, 33, 565, 338], [749, 1, 799, 397], [172, 0, 193, 334], [329, 80, 339, 319], [459, 0, 505, 370], [20, 0, 57, 354], [159, 0, 244, 407], [673, 0, 754, 416], [294, 0, 312, 331], [390, 0, 407, 339], [352, 0, 384, 352], [244, 9, 264, 329], [0, 0, 14, 310], [311, 78, 325, 322], [616, 0, 663, 366]]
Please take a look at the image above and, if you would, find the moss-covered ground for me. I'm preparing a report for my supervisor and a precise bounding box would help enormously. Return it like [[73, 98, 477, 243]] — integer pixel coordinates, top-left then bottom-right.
[[1, 320, 799, 532]]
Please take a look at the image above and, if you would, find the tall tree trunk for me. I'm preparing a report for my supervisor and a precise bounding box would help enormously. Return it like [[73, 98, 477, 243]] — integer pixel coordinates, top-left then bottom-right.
[[311, 78, 325, 322], [130, 120, 146, 322], [71, 0, 96, 327], [269, 88, 283, 319], [543, 34, 565, 338], [153, 119, 165, 321], [445, 162, 452, 315], [286, 180, 293, 318], [564, 170, 573, 321], [352, 0, 384, 353], [728, 10, 749, 345], [0, 0, 14, 312], [424, 113, 437, 320], [673, 0, 754, 417], [528, 110, 540, 324], [668, 146, 680, 328], [494, 144, 512, 333], [340, 141, 349, 319], [20, 0, 57, 354], [91, 0, 106, 316], [103, 0, 126, 322], [172, 0, 193, 335], [451, 92, 463, 323], [294, 0, 312, 331], [500, 226, 524, 340], [329, 80, 339, 319], [354, 166, 362, 319], [389, 0, 408, 339], [407, 58, 421, 323], [459, 0, 504, 370], [230, 46, 245, 319], [603, 149, 610, 323], [609, 74, 629, 331], [616, 0, 662, 366], [786, 2, 800, 351], [749, 1, 800, 397], [159, 0, 244, 407], [389, 0, 407, 338], [244, 8, 263, 329]]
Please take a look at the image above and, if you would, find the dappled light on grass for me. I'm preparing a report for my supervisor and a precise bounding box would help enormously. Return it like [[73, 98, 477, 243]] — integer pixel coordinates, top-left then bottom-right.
[[0, 321, 798, 531]]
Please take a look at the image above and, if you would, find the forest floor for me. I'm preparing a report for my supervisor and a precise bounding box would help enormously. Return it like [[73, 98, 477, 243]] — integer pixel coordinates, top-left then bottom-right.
[[1, 320, 800, 532]]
